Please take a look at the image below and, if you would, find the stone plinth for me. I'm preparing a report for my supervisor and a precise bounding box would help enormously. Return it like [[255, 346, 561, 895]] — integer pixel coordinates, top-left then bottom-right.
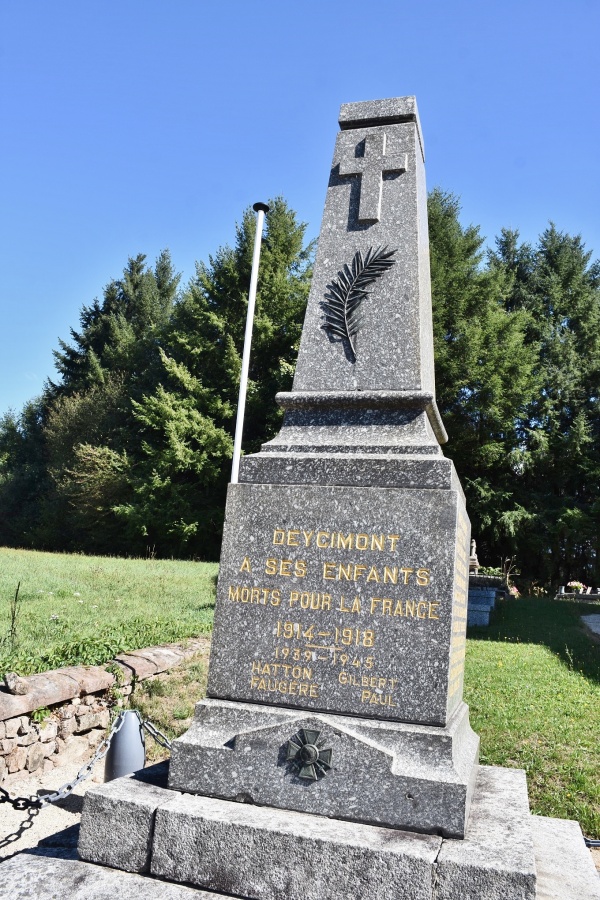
[[168, 698, 479, 838]]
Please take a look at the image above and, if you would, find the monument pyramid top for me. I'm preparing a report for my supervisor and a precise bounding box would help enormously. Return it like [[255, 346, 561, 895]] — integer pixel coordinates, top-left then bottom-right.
[[338, 96, 424, 162], [271, 95, 446, 451]]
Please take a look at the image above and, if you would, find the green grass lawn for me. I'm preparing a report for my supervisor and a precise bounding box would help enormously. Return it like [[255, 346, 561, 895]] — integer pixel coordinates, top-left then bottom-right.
[[0, 547, 217, 674], [465, 596, 600, 838]]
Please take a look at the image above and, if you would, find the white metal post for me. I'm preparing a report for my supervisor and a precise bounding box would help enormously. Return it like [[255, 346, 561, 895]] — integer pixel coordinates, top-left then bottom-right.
[[230, 202, 269, 484]]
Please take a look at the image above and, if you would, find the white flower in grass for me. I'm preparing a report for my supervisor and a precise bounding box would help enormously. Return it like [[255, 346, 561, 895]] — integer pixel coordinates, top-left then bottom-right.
[[50, 614, 59, 620], [73, 592, 81, 597]]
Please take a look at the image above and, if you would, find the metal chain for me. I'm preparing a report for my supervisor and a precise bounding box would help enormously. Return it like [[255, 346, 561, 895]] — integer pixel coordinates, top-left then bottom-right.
[[37, 709, 129, 807], [140, 717, 172, 752], [0, 709, 171, 812]]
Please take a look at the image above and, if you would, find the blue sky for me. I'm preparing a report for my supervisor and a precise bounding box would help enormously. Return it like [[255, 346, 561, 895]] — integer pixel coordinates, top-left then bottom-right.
[[1, 0, 598, 415]]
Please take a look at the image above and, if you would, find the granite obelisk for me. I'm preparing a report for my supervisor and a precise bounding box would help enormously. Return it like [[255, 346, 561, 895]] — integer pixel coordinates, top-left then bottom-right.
[[168, 96, 479, 839]]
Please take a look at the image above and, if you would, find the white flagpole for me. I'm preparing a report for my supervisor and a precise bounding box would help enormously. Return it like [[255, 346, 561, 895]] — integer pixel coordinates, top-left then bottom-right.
[[230, 201, 269, 485]]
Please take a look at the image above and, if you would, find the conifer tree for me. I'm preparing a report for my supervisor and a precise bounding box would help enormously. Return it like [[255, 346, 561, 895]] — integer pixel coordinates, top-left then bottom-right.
[[0, 400, 48, 547], [42, 252, 180, 553], [490, 225, 600, 584], [428, 189, 539, 566], [116, 198, 314, 557]]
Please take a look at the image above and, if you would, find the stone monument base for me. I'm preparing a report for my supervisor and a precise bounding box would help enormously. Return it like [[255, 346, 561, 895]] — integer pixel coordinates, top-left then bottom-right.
[[166, 698, 479, 838], [74, 762, 600, 899]]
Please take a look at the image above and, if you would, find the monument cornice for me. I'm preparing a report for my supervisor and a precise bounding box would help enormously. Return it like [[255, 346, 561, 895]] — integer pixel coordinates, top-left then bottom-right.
[[275, 389, 448, 444]]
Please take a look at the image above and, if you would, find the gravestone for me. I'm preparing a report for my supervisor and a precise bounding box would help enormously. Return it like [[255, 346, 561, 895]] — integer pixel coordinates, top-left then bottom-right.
[[168, 96, 480, 839], [467, 574, 503, 626], [76, 97, 600, 900]]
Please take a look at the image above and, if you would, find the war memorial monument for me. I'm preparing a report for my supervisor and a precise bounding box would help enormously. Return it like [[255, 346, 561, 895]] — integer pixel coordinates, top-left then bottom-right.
[[4, 96, 599, 899]]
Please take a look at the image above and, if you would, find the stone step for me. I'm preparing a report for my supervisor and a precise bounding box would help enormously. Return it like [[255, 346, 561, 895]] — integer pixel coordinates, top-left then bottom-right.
[[0, 853, 214, 899], [75, 764, 555, 899], [2, 799, 598, 900]]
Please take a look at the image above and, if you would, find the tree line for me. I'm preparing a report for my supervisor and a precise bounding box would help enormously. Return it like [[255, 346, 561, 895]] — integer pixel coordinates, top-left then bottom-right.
[[1, 193, 598, 588]]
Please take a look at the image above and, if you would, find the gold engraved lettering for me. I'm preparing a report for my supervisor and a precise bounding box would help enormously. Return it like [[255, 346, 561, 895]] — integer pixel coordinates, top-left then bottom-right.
[[360, 690, 396, 707], [239, 556, 252, 573], [250, 671, 319, 698], [370, 597, 439, 620], [255, 663, 314, 680], [400, 567, 414, 584], [266, 558, 308, 578], [294, 560, 307, 578], [273, 529, 402, 551], [416, 568, 430, 586], [321, 563, 427, 584], [229, 585, 281, 606], [371, 534, 385, 551], [338, 595, 361, 614], [289, 591, 332, 611], [323, 562, 336, 580]]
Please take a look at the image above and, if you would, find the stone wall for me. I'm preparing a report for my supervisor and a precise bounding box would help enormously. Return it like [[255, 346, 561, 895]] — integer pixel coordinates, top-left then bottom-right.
[[0, 638, 208, 785], [0, 694, 113, 782]]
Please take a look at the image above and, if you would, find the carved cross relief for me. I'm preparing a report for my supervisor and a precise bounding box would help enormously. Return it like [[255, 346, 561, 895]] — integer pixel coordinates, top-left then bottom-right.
[[338, 131, 407, 223]]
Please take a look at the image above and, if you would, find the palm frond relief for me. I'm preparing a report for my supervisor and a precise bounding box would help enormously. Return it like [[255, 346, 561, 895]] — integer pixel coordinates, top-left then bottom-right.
[[321, 246, 397, 361]]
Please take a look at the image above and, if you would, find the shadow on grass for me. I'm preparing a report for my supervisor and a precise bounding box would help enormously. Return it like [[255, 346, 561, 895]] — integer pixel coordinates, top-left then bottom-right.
[[467, 596, 600, 685]]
